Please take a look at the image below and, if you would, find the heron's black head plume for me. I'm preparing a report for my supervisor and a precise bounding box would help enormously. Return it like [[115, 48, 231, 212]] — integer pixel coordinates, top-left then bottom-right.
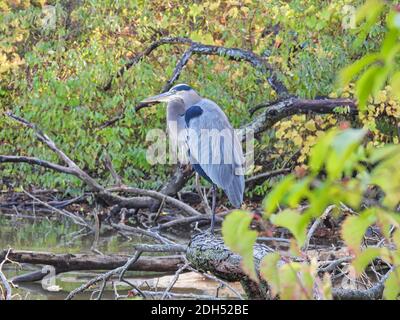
[[170, 84, 192, 92]]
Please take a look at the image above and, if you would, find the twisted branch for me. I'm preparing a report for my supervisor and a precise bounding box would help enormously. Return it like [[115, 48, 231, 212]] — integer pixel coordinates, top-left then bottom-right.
[[104, 36, 287, 95], [0, 113, 200, 216], [0, 249, 13, 300]]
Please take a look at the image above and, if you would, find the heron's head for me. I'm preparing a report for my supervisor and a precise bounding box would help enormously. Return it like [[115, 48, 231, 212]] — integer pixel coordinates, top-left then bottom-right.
[[140, 84, 200, 106]]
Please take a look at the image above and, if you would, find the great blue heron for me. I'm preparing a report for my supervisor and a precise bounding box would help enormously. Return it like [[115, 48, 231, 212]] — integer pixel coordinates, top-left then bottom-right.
[[141, 84, 245, 233]]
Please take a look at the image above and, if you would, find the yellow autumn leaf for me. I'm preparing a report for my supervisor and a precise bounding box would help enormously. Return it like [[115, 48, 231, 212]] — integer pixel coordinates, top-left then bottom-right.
[[293, 135, 303, 146], [304, 120, 317, 131]]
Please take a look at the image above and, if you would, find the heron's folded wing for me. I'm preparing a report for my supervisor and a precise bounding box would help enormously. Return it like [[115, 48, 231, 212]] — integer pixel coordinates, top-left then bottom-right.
[[185, 101, 245, 191]]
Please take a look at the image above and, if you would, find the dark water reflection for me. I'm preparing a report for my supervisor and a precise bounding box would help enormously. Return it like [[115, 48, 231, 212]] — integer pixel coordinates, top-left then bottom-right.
[[0, 214, 202, 300], [0, 214, 142, 254]]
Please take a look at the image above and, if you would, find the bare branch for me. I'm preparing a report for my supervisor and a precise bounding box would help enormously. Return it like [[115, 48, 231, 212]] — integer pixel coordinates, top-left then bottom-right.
[[245, 168, 291, 184], [148, 164, 194, 212], [303, 205, 336, 251], [185, 264, 244, 300], [103, 153, 123, 186], [161, 262, 190, 300], [107, 186, 202, 216], [65, 265, 120, 300], [157, 214, 222, 231], [3, 249, 184, 284], [131, 244, 186, 253], [2, 114, 202, 214], [240, 97, 358, 137], [22, 189, 91, 229], [0, 249, 13, 300], [332, 268, 393, 300], [103, 37, 193, 90], [104, 36, 287, 95], [140, 291, 218, 300], [5, 112, 105, 193], [162, 48, 194, 92], [0, 155, 76, 176], [111, 223, 176, 245], [118, 251, 146, 299], [318, 257, 353, 273]]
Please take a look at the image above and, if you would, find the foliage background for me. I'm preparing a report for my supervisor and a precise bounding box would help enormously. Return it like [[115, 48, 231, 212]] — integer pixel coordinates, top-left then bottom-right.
[[1, 0, 400, 301], [0, 0, 398, 198]]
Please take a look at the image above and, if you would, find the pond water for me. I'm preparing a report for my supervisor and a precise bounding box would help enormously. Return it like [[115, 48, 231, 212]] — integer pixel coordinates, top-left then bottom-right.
[[0, 214, 142, 254], [0, 214, 235, 300]]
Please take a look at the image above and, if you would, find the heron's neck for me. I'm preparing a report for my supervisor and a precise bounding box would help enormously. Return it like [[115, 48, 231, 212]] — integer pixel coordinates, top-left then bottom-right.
[[167, 100, 186, 123], [182, 92, 202, 107]]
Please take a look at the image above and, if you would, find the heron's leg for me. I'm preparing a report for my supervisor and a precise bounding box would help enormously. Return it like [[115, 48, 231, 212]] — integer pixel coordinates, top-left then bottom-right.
[[195, 173, 212, 215], [210, 184, 217, 234]]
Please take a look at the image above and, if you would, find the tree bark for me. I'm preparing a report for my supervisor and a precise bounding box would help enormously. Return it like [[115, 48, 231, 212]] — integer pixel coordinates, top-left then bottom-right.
[[1, 249, 183, 283], [186, 233, 272, 299], [185, 233, 389, 300]]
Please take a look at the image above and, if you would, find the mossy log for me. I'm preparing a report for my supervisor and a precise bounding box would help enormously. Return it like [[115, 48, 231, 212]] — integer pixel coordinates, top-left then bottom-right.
[[186, 232, 273, 299]]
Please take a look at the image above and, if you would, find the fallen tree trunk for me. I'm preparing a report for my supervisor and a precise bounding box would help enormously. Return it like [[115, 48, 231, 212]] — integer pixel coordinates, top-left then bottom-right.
[[185, 233, 390, 300], [0, 249, 184, 283], [186, 233, 273, 299]]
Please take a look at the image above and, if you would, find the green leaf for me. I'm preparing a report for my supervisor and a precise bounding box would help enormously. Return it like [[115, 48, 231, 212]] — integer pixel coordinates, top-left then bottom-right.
[[383, 269, 400, 300], [371, 150, 400, 209], [309, 130, 336, 174], [278, 262, 304, 300], [341, 209, 377, 253], [355, 0, 384, 24], [286, 177, 311, 208], [307, 183, 340, 217], [326, 129, 366, 179], [352, 247, 381, 275], [222, 210, 258, 281], [380, 29, 400, 62], [355, 65, 382, 110], [339, 53, 380, 87], [393, 229, 400, 249], [270, 209, 311, 246], [376, 211, 400, 239], [390, 71, 400, 100], [331, 129, 366, 157], [264, 175, 295, 216], [387, 10, 400, 31], [369, 145, 400, 164], [260, 252, 281, 297], [353, 1, 384, 50]]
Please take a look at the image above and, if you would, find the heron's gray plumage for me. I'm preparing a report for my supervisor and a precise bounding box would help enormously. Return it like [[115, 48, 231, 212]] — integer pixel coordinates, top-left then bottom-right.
[[184, 98, 245, 208], [141, 84, 245, 232], [166, 99, 186, 159]]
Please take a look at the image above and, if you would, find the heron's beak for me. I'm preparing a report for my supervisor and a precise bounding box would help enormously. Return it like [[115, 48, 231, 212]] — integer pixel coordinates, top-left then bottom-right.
[[140, 91, 175, 103]]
